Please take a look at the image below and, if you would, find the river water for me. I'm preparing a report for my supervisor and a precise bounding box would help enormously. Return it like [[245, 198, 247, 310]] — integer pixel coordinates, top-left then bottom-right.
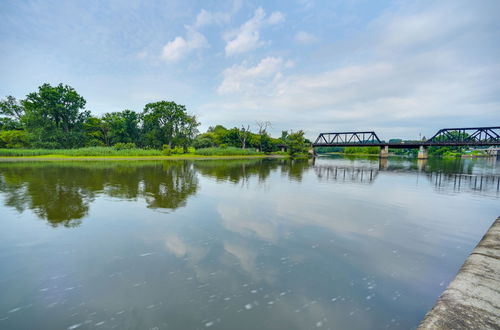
[[0, 156, 498, 330]]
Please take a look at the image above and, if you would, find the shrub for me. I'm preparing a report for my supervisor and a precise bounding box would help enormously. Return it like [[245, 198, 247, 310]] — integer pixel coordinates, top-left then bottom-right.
[[344, 146, 379, 155], [194, 147, 262, 156], [162, 145, 172, 156], [192, 137, 213, 149], [0, 130, 31, 148], [114, 142, 136, 150], [172, 146, 184, 154]]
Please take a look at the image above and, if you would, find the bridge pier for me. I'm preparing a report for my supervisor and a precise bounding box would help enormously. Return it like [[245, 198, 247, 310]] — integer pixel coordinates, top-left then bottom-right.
[[418, 145, 429, 159], [380, 145, 389, 158]]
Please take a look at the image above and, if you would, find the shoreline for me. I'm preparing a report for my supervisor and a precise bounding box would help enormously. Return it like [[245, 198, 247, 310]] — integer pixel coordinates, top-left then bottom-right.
[[0, 154, 288, 162]]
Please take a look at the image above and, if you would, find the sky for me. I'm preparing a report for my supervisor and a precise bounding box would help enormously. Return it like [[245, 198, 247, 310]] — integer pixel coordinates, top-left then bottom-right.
[[0, 0, 499, 140]]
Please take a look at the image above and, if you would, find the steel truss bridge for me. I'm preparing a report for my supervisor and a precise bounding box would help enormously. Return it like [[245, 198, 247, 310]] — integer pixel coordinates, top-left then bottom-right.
[[313, 126, 500, 148]]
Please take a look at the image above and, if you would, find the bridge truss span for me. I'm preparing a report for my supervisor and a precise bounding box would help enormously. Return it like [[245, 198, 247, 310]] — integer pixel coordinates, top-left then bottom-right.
[[427, 127, 500, 145], [312, 126, 500, 148], [314, 131, 381, 146]]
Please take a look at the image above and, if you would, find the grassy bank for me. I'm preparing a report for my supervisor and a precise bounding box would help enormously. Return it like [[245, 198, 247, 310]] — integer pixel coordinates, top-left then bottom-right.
[[0, 147, 163, 157], [0, 146, 263, 157], [193, 147, 262, 156], [0, 146, 287, 161]]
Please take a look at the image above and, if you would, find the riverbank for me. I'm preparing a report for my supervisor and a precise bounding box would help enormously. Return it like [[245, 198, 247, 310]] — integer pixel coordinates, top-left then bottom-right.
[[0, 154, 288, 161], [418, 217, 500, 329]]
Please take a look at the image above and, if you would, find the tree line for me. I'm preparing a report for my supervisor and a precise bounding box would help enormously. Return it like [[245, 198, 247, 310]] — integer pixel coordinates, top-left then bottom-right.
[[0, 83, 310, 155]]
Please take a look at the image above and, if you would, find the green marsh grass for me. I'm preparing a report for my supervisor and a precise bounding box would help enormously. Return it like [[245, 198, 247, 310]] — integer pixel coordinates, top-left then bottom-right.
[[0, 147, 163, 157], [194, 147, 262, 156]]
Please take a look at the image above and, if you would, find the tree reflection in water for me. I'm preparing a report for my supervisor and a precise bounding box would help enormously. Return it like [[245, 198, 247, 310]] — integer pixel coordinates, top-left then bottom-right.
[[0, 161, 198, 226], [0, 159, 312, 227], [193, 158, 311, 183]]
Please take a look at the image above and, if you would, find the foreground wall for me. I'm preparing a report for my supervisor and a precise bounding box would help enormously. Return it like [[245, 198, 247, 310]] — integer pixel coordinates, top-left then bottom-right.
[[418, 217, 500, 329]]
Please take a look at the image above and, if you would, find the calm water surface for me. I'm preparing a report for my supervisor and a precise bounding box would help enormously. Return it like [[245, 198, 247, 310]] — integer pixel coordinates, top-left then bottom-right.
[[0, 156, 499, 330]]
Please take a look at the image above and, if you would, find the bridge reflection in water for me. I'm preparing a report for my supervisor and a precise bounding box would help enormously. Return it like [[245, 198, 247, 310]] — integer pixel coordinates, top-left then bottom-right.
[[428, 172, 500, 193], [314, 164, 379, 184], [312, 157, 500, 195]]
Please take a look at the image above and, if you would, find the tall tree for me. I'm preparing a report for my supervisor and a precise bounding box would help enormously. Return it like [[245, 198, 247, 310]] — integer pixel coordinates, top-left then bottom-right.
[[84, 116, 111, 146], [177, 115, 200, 152], [0, 96, 25, 130], [104, 110, 141, 145], [286, 130, 310, 156], [142, 101, 197, 149], [239, 125, 251, 149], [23, 83, 89, 148]]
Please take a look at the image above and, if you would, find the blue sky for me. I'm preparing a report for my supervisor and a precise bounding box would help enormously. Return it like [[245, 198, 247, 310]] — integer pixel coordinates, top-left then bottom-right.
[[1, 0, 499, 140]]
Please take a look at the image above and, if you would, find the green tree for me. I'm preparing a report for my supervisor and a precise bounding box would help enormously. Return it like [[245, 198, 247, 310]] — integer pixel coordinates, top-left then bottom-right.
[[23, 83, 89, 148], [104, 110, 141, 145], [0, 96, 25, 130], [286, 130, 310, 156], [176, 115, 200, 152], [142, 101, 198, 149], [84, 116, 111, 146], [239, 125, 251, 149], [192, 135, 215, 148]]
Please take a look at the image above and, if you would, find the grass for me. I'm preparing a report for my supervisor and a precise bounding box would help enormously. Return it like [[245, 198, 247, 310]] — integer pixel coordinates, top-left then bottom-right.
[[0, 147, 163, 157], [194, 147, 263, 156], [0, 146, 284, 160]]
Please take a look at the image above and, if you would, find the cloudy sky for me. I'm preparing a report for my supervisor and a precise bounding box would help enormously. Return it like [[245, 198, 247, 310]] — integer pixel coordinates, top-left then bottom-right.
[[1, 0, 499, 140]]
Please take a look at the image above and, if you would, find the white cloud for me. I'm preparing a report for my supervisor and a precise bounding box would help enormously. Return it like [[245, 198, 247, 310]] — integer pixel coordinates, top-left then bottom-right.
[[194, 9, 230, 28], [161, 26, 208, 62], [224, 7, 284, 56], [217, 57, 288, 94], [267, 11, 285, 25], [294, 31, 318, 44]]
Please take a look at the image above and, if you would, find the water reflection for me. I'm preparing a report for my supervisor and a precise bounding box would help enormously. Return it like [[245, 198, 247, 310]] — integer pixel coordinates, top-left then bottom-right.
[[193, 158, 312, 183], [0, 161, 199, 226], [0, 157, 498, 330], [314, 156, 500, 195], [0, 157, 498, 227]]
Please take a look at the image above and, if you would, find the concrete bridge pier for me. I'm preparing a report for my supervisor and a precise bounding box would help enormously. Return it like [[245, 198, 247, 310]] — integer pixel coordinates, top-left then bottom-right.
[[380, 145, 389, 158], [418, 145, 429, 159]]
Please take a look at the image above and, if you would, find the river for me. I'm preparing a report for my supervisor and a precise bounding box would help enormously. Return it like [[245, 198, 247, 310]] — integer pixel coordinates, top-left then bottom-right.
[[0, 156, 498, 329]]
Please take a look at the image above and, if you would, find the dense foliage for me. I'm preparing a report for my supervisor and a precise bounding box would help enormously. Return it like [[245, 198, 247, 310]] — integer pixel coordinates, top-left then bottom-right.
[[0, 83, 311, 156]]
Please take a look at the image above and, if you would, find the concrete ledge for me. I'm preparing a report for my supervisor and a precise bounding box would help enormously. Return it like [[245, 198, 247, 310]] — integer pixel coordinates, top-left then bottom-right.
[[418, 217, 500, 329]]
